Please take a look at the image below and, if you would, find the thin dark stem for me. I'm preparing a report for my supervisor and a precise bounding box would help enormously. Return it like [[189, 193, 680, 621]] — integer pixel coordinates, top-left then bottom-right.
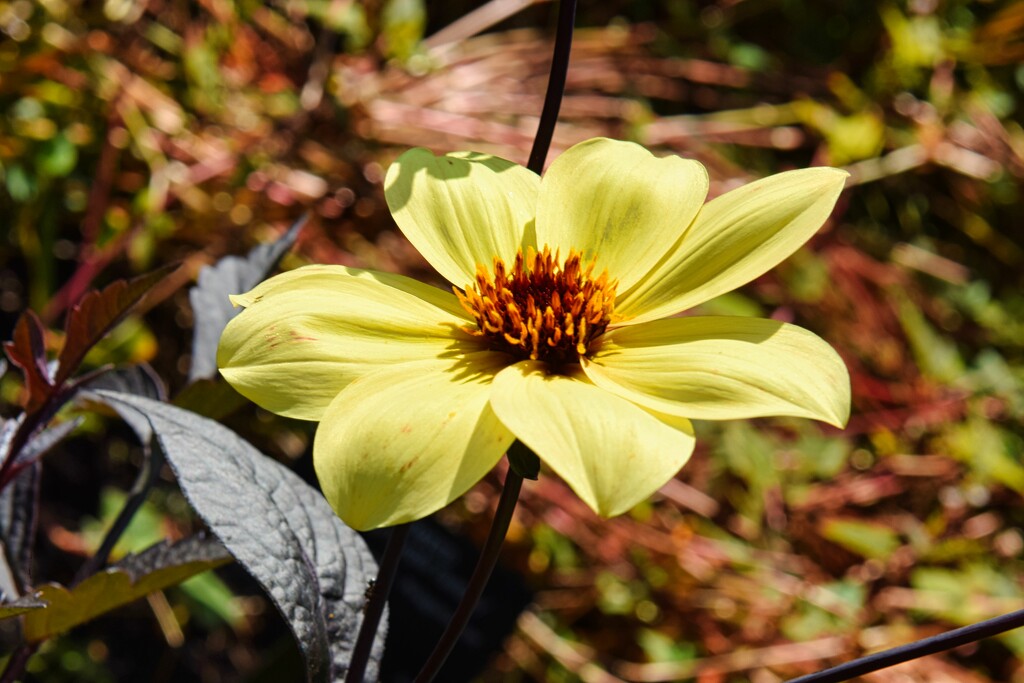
[[526, 0, 578, 174], [414, 468, 524, 683], [787, 608, 1024, 683], [348, 3, 574, 676], [0, 388, 63, 492], [410, 3, 574, 676], [72, 442, 164, 585], [345, 524, 410, 683], [1, 642, 39, 683]]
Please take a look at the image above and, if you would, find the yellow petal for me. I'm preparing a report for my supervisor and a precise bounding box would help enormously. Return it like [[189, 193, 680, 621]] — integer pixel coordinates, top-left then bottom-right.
[[217, 265, 471, 421], [384, 148, 540, 287], [537, 138, 708, 291], [230, 263, 471, 319], [616, 167, 848, 324], [490, 361, 695, 517], [584, 317, 850, 427], [314, 357, 515, 531]]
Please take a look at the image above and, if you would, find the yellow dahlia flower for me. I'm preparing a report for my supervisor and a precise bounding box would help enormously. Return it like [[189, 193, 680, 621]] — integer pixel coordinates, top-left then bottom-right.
[[218, 138, 850, 531]]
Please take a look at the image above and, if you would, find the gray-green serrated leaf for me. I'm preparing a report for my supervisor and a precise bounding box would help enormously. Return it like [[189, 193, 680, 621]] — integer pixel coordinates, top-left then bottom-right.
[[93, 391, 383, 683], [187, 216, 304, 382]]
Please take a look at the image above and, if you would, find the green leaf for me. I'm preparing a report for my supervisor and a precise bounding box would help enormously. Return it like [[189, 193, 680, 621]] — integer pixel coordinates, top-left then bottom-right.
[[695, 291, 764, 317], [793, 430, 850, 479], [717, 422, 779, 525], [910, 564, 1024, 655], [36, 132, 78, 178], [0, 598, 45, 621], [4, 164, 35, 202], [637, 628, 696, 664], [315, 0, 370, 49], [780, 580, 865, 641], [819, 518, 901, 559], [381, 0, 425, 60], [944, 416, 1024, 495], [177, 571, 245, 629], [80, 487, 165, 560], [16, 536, 229, 642], [895, 294, 965, 384]]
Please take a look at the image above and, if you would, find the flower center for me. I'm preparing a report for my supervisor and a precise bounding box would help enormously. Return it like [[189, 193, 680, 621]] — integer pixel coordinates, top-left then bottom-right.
[[455, 246, 617, 367]]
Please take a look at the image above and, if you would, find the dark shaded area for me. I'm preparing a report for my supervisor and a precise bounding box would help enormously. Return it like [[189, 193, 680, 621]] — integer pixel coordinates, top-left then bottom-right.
[[365, 520, 532, 682]]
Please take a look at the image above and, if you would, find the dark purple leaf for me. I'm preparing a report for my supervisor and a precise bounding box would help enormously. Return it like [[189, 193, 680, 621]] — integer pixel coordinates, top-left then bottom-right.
[[53, 264, 178, 388], [3, 311, 53, 415]]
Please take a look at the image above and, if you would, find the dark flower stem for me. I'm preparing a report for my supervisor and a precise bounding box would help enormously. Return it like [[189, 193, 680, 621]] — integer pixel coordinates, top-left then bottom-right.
[[786, 607, 1024, 683], [412, 2, 575, 677], [527, 0, 578, 175], [344, 523, 410, 683], [0, 643, 39, 683], [73, 441, 164, 586], [350, 2, 575, 679], [413, 468, 524, 683]]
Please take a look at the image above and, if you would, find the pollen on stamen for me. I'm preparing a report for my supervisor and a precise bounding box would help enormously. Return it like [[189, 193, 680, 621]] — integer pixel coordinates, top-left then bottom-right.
[[454, 246, 617, 366]]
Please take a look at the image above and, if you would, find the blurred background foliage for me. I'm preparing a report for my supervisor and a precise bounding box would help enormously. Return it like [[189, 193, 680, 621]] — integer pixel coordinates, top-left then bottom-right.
[[3, 0, 1024, 680]]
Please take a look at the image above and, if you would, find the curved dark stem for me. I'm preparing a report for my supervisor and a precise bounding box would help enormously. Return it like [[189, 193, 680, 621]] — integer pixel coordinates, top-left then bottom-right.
[[1, 642, 39, 682], [786, 608, 1024, 683], [0, 387, 67, 492], [350, 3, 573, 678], [345, 523, 410, 683], [526, 0, 578, 174], [413, 468, 524, 683], [72, 441, 165, 586], [410, 4, 574, 678]]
